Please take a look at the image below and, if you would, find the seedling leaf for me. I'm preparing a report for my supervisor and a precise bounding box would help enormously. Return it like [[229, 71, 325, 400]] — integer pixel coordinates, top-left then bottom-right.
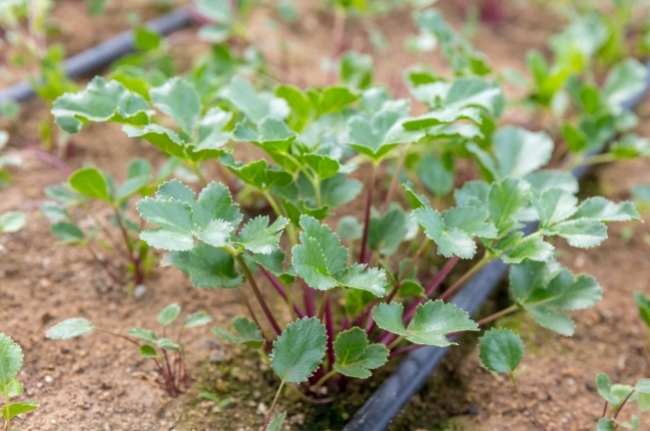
[[157, 303, 181, 326], [139, 345, 160, 358], [184, 312, 212, 328], [46, 318, 95, 340], [0, 211, 26, 233], [478, 328, 524, 373], [270, 317, 327, 383]]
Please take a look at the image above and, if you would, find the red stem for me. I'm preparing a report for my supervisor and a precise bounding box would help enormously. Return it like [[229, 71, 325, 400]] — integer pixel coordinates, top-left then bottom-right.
[[359, 169, 376, 265], [302, 281, 316, 317], [260, 266, 305, 318]]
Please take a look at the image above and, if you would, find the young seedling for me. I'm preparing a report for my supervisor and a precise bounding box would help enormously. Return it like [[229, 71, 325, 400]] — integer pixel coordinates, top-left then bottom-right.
[[595, 373, 650, 430], [40, 158, 178, 293], [45, 304, 212, 397], [0, 334, 39, 431]]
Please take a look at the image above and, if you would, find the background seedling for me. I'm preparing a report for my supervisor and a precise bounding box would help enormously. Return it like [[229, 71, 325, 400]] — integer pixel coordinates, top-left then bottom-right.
[[46, 304, 212, 397]]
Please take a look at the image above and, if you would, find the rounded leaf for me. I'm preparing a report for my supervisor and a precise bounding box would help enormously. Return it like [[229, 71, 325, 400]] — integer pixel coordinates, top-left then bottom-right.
[[478, 328, 524, 374], [0, 334, 23, 389]]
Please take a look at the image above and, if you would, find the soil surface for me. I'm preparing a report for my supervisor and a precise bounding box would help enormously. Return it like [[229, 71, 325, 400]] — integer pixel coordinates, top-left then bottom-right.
[[1, 1, 649, 431]]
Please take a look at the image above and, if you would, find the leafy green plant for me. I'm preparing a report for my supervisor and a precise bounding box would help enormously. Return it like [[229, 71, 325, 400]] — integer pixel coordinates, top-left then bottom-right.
[[0, 334, 39, 431], [0, 131, 20, 189], [44, 3, 650, 427], [40, 159, 178, 292], [46, 304, 212, 397]]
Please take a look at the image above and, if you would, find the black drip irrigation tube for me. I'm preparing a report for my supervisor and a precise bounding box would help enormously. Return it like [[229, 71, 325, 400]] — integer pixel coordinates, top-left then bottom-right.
[[0, 8, 193, 105], [343, 61, 650, 431]]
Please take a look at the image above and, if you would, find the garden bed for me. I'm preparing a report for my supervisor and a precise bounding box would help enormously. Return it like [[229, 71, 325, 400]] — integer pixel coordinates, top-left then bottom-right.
[[1, 1, 649, 431]]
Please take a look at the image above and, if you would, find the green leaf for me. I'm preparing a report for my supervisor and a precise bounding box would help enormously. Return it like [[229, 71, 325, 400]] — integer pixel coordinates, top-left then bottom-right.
[[602, 59, 648, 110], [402, 107, 482, 131], [488, 178, 531, 236], [634, 293, 650, 327], [0, 211, 25, 233], [372, 300, 478, 346], [573, 197, 639, 222], [133, 26, 162, 51], [596, 373, 621, 404], [291, 216, 348, 290], [139, 345, 160, 358], [52, 77, 150, 133], [597, 418, 615, 431], [417, 153, 454, 196], [166, 243, 242, 289], [441, 207, 497, 239], [270, 317, 327, 383], [116, 158, 153, 201], [454, 181, 490, 208], [635, 379, 650, 394], [5, 379, 22, 398], [195, 108, 233, 152], [337, 216, 363, 242], [478, 328, 524, 373], [51, 222, 85, 243], [221, 156, 292, 191], [310, 86, 358, 116], [156, 338, 180, 351], [157, 303, 181, 326], [341, 51, 373, 90], [45, 318, 95, 340], [562, 123, 588, 153], [123, 124, 187, 160], [212, 317, 264, 348], [0, 334, 23, 395], [128, 328, 157, 343], [333, 328, 389, 378], [545, 218, 608, 248], [368, 205, 409, 255], [413, 207, 476, 259], [69, 167, 112, 203], [237, 216, 288, 255], [493, 127, 554, 178], [338, 265, 388, 297], [501, 235, 554, 264], [525, 170, 579, 194], [611, 134, 650, 159], [510, 261, 602, 336], [533, 188, 578, 227], [150, 77, 201, 136], [137, 180, 242, 251], [184, 312, 212, 328], [225, 76, 288, 123], [348, 101, 422, 161], [267, 411, 287, 431], [1, 401, 38, 421]]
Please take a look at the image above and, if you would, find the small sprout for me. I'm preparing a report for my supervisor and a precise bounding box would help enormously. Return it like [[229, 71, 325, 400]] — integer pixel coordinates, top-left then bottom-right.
[[0, 334, 38, 429]]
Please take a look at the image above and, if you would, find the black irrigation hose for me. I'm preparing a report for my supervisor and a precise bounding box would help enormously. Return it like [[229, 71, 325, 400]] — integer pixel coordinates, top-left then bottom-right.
[[0, 8, 193, 105], [343, 61, 650, 431]]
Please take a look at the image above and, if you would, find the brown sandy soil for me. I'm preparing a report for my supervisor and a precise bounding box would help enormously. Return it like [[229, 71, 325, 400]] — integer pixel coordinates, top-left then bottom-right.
[[2, 1, 646, 431]]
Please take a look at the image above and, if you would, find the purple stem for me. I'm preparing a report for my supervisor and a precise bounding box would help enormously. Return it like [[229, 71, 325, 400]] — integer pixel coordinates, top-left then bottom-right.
[[302, 281, 316, 317], [259, 266, 305, 318]]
